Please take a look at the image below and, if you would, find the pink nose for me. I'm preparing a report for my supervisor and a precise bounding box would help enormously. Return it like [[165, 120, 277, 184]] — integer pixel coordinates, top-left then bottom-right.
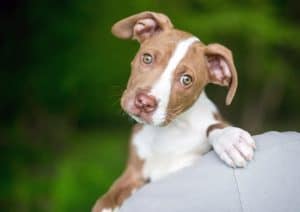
[[135, 92, 157, 113]]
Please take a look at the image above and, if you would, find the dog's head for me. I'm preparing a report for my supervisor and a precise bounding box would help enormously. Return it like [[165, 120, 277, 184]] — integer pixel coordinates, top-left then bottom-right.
[[112, 11, 238, 126]]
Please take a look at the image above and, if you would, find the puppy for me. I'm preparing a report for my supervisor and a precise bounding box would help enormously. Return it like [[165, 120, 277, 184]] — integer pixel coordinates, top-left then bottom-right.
[[92, 11, 255, 212]]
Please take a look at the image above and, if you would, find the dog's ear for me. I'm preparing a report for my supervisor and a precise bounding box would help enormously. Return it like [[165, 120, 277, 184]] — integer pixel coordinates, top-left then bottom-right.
[[204, 43, 238, 105], [111, 11, 173, 43]]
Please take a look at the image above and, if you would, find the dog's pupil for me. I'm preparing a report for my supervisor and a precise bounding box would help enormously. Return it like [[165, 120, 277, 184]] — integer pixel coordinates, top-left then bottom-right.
[[143, 54, 152, 64], [182, 75, 192, 85]]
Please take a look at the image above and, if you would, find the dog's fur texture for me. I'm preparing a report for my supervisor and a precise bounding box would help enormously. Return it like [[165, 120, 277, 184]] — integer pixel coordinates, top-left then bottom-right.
[[92, 11, 256, 212]]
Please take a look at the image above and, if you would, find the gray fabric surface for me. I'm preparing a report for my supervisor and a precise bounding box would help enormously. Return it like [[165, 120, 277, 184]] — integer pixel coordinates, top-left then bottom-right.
[[120, 131, 300, 212]]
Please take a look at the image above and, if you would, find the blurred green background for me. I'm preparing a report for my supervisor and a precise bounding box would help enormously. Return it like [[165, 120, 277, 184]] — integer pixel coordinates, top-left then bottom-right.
[[1, 0, 299, 211]]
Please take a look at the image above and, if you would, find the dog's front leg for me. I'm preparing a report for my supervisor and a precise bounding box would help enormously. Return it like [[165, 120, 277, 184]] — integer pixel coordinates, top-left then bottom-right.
[[92, 166, 145, 212], [92, 125, 146, 212], [207, 122, 256, 168]]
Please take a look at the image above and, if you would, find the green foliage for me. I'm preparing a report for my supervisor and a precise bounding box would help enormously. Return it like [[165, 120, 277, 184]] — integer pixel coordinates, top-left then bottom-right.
[[6, 130, 128, 211], [50, 131, 128, 211]]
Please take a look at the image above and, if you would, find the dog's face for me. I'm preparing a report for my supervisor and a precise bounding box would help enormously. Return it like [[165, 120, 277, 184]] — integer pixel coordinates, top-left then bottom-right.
[[112, 11, 238, 126]]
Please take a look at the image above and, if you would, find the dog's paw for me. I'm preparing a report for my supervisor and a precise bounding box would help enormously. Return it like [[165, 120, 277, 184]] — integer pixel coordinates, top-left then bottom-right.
[[209, 126, 256, 168], [101, 208, 119, 212], [92, 195, 119, 212]]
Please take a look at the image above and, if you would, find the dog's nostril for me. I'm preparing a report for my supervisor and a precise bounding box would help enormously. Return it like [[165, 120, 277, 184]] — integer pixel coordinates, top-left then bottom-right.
[[136, 98, 143, 106], [135, 92, 157, 113], [144, 104, 156, 113]]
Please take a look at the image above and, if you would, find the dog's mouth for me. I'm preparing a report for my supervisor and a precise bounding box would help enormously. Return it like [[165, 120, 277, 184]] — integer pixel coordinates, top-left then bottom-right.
[[122, 105, 163, 126], [126, 106, 158, 125], [127, 109, 172, 127], [129, 112, 153, 125]]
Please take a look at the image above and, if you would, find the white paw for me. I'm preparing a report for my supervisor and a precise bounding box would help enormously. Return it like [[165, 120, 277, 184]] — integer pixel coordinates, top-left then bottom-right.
[[102, 208, 119, 212], [210, 126, 256, 168]]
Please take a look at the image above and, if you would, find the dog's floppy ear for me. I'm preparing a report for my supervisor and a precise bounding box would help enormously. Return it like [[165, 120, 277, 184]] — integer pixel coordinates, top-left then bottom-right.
[[204, 43, 238, 105], [111, 11, 173, 43]]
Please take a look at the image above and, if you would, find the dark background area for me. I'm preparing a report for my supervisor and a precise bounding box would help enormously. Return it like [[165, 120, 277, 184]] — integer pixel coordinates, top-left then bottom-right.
[[1, 0, 299, 211]]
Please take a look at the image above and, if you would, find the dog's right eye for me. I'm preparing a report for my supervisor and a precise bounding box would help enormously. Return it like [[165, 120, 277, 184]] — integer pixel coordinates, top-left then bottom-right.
[[180, 74, 193, 87], [142, 53, 153, 64]]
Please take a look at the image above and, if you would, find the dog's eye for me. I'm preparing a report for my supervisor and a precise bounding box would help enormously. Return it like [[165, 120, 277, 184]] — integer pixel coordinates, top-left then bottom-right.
[[142, 53, 153, 64], [180, 74, 193, 86]]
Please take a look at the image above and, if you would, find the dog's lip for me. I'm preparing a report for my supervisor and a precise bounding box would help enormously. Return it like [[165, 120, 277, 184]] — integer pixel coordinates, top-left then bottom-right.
[[128, 110, 153, 124], [128, 110, 173, 127], [122, 99, 161, 125]]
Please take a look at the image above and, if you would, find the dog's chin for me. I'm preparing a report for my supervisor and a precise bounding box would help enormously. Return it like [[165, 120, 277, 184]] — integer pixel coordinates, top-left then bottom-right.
[[129, 114, 149, 125], [129, 113, 172, 127]]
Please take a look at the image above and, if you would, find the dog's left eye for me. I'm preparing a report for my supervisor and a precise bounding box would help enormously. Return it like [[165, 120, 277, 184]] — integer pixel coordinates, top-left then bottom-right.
[[142, 53, 153, 64], [180, 74, 193, 86]]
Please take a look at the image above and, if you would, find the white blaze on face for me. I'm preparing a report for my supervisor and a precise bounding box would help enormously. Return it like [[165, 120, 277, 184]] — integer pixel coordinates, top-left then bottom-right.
[[150, 36, 199, 126]]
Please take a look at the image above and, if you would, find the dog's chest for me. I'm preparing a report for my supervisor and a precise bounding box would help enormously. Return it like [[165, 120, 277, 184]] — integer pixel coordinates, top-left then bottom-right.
[[132, 124, 211, 181]]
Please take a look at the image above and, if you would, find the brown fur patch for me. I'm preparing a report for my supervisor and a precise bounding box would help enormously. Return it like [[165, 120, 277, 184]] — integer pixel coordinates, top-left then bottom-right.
[[92, 124, 145, 212], [206, 112, 229, 137], [111, 11, 174, 41], [206, 122, 228, 137], [166, 42, 209, 122], [214, 112, 222, 121], [204, 44, 238, 105]]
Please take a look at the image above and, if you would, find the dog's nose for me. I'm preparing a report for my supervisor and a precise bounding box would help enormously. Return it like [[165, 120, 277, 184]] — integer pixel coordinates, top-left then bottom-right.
[[135, 92, 157, 113]]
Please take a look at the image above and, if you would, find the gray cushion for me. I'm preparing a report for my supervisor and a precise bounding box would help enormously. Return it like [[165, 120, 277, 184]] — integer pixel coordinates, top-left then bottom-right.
[[120, 131, 300, 212]]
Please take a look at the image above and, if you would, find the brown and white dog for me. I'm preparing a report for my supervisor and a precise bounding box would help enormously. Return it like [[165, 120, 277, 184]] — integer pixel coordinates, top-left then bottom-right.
[[92, 11, 256, 212]]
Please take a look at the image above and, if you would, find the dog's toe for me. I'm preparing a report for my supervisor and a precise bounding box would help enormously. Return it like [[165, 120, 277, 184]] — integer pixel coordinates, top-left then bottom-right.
[[226, 147, 247, 167]]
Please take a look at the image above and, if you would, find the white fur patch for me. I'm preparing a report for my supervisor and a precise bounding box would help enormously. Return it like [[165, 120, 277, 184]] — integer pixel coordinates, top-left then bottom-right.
[[133, 92, 218, 181], [150, 36, 199, 126], [209, 126, 255, 167]]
